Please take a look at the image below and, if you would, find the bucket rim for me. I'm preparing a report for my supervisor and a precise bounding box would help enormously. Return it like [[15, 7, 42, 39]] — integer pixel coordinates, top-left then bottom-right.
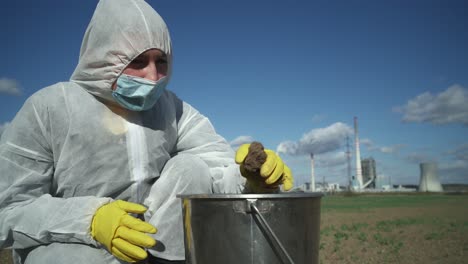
[[177, 192, 324, 199]]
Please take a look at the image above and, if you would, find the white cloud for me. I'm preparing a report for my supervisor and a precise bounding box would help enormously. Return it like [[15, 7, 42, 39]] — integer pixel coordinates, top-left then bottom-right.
[[379, 144, 405, 154], [360, 138, 379, 151], [0, 122, 10, 137], [360, 138, 373, 148], [446, 143, 468, 161], [439, 160, 468, 184], [394, 84, 468, 126], [440, 160, 468, 171], [439, 143, 468, 183], [405, 152, 435, 164], [0, 78, 22, 96], [229, 135, 254, 148], [315, 151, 347, 167], [277, 122, 353, 156], [276, 140, 298, 155], [360, 138, 406, 155], [311, 114, 326, 123]]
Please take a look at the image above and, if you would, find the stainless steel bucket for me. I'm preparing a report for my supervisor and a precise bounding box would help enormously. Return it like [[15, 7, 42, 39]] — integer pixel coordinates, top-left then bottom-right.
[[177, 193, 323, 264]]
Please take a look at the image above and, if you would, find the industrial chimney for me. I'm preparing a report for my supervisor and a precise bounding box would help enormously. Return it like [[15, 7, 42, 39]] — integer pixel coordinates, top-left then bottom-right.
[[310, 153, 315, 191], [354, 117, 363, 190]]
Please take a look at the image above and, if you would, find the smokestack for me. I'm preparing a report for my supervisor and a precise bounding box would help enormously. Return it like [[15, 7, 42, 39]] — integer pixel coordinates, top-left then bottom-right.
[[354, 117, 363, 189], [310, 153, 315, 191], [346, 136, 352, 189]]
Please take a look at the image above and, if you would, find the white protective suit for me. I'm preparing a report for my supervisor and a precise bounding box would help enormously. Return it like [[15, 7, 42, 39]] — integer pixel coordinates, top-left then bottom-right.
[[0, 0, 245, 263]]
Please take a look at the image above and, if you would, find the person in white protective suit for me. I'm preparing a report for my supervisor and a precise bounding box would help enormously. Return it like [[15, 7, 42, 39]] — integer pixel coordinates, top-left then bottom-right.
[[0, 0, 294, 263]]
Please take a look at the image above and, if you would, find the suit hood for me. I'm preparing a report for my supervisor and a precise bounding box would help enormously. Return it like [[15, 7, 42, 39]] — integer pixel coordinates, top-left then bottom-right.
[[70, 0, 172, 103]]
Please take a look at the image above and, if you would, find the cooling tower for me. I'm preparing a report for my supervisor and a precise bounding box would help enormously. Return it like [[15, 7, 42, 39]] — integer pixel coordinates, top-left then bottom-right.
[[419, 163, 443, 192]]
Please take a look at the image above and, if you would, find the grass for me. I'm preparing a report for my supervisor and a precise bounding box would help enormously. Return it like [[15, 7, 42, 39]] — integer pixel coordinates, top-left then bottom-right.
[[319, 193, 468, 264], [321, 193, 465, 211]]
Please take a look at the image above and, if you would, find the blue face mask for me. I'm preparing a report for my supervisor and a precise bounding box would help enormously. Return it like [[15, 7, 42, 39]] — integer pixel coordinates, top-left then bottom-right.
[[112, 74, 168, 111]]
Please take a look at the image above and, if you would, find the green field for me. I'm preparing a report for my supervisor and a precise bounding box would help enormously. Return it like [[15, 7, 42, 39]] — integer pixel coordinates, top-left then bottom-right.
[[1, 193, 467, 263], [319, 193, 468, 264]]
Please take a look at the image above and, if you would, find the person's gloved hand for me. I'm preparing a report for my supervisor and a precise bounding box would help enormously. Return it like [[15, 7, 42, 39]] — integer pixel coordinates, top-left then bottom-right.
[[91, 200, 157, 263], [235, 143, 294, 192]]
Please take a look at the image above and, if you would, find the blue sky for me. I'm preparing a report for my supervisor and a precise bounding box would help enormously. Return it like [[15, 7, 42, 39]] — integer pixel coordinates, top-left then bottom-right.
[[1, 0, 467, 187]]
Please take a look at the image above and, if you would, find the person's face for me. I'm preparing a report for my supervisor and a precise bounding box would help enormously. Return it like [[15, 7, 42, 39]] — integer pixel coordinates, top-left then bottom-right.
[[112, 49, 168, 90]]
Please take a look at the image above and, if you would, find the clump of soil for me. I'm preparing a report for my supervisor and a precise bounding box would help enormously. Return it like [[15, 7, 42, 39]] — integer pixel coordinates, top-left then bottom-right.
[[243, 142, 267, 174]]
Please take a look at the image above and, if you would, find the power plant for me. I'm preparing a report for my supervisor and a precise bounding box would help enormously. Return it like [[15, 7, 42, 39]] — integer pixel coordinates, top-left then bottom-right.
[[299, 116, 447, 193]]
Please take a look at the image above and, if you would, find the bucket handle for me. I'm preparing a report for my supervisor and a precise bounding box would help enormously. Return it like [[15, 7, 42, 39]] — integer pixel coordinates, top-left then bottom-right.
[[248, 200, 296, 264]]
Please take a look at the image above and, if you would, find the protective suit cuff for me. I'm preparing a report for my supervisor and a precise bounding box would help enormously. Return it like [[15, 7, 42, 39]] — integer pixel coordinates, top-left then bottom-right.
[[211, 164, 246, 194], [85, 197, 113, 246]]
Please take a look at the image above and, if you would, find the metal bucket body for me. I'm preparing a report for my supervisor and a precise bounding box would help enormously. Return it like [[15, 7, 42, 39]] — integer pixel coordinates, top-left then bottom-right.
[[178, 193, 322, 264]]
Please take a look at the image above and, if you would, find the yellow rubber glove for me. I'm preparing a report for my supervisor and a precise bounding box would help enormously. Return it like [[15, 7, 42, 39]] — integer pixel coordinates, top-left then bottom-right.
[[235, 143, 294, 192], [91, 200, 157, 263]]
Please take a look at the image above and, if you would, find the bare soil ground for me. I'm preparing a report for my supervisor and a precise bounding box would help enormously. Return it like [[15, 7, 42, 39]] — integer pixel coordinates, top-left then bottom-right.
[[319, 194, 468, 264], [1, 193, 467, 264]]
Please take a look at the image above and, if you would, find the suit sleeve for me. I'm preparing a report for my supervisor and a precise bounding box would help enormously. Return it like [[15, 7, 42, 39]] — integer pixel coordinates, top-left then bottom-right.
[[174, 100, 246, 194], [0, 96, 110, 249]]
